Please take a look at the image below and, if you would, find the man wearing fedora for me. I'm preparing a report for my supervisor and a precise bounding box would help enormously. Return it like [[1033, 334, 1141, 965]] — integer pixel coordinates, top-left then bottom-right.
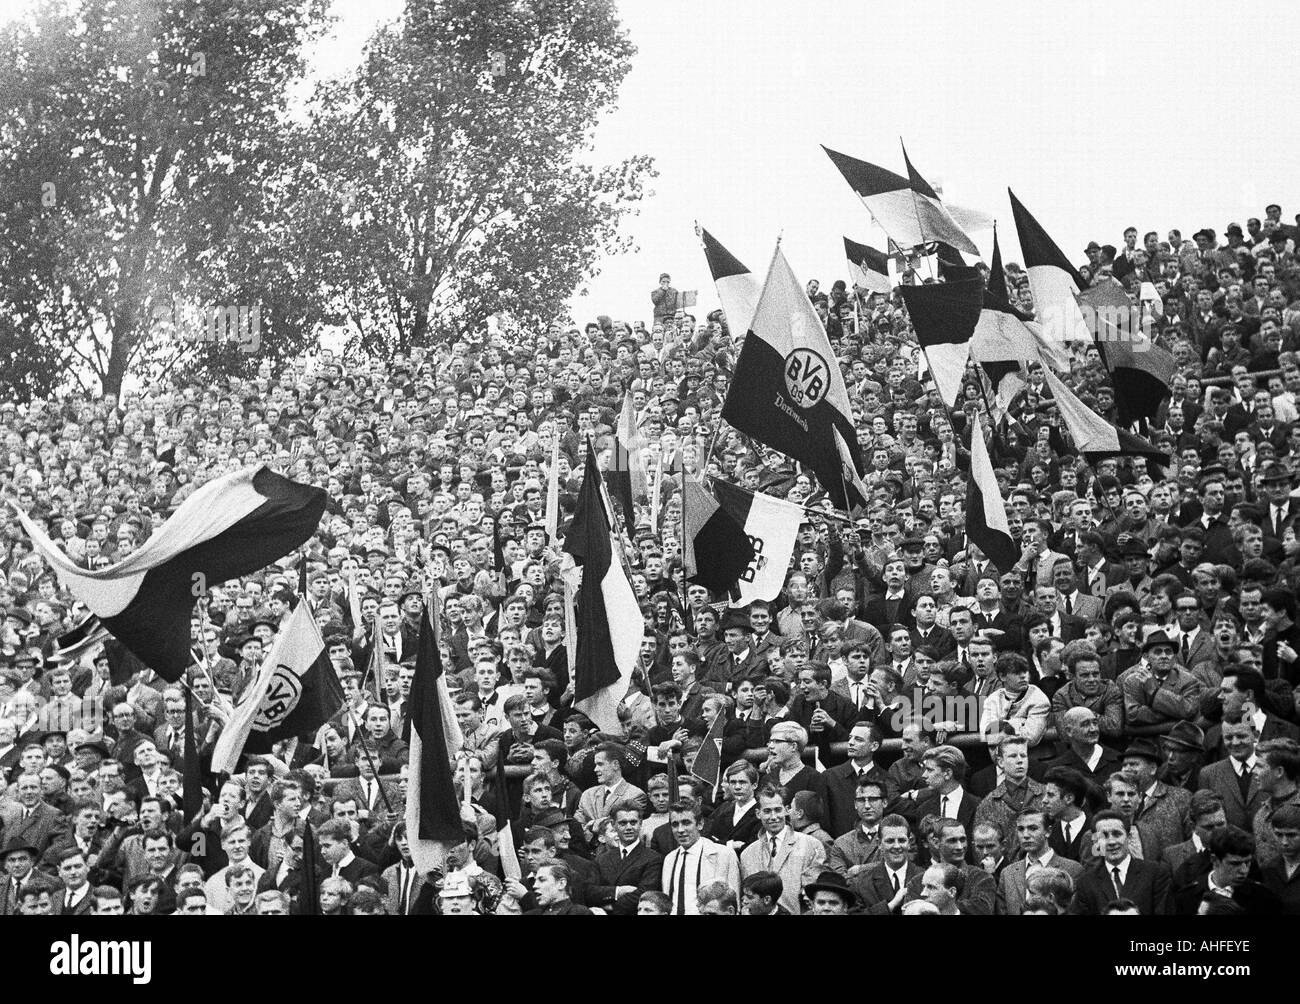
[[1118, 629, 1204, 737], [1121, 738, 1192, 850], [803, 869, 858, 915], [1157, 721, 1206, 791]]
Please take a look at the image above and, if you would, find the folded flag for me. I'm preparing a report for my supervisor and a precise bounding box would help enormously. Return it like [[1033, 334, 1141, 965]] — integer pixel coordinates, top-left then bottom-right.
[[563, 440, 641, 734], [10, 465, 326, 681], [605, 392, 645, 528], [1077, 278, 1176, 425], [210, 600, 344, 774], [899, 275, 983, 407], [708, 477, 804, 604], [901, 141, 982, 256], [683, 477, 755, 595], [406, 601, 466, 873], [823, 145, 980, 255], [699, 226, 763, 339], [544, 433, 561, 543], [844, 237, 891, 295], [1041, 368, 1169, 471], [721, 244, 869, 511], [965, 424, 1018, 574]]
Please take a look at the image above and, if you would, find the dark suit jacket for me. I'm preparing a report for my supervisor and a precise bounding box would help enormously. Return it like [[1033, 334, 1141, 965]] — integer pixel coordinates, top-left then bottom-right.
[[863, 595, 914, 635], [904, 862, 996, 915], [903, 787, 978, 842], [823, 761, 895, 838], [1175, 875, 1283, 915], [1044, 745, 1122, 784], [334, 856, 380, 885], [704, 800, 761, 848], [788, 691, 858, 747], [1198, 757, 1267, 830], [588, 843, 663, 914], [909, 625, 956, 659], [1069, 857, 1174, 915], [852, 861, 921, 914], [1048, 814, 1092, 862], [51, 886, 94, 916]]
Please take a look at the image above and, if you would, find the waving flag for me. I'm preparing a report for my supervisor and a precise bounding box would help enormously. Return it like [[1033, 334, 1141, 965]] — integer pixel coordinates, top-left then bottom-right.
[[823, 145, 980, 255], [899, 276, 983, 407], [965, 425, 1017, 574], [211, 601, 344, 774], [1077, 278, 1176, 425], [708, 478, 804, 604], [683, 478, 755, 596], [699, 226, 762, 339], [722, 245, 868, 511], [11, 466, 326, 681], [1008, 189, 1091, 346], [1041, 368, 1169, 470], [564, 441, 641, 733], [844, 237, 891, 295]]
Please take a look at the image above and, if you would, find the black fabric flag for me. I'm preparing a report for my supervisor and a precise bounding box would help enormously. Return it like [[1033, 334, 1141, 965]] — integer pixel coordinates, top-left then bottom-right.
[[899, 277, 983, 407], [683, 478, 755, 594], [408, 608, 463, 843], [12, 465, 326, 682]]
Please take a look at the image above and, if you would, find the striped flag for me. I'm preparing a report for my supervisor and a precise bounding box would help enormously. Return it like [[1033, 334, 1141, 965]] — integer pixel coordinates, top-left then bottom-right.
[[406, 600, 465, 874], [844, 237, 891, 295], [699, 226, 762, 339], [721, 245, 869, 511], [707, 478, 803, 604], [605, 392, 645, 529], [683, 478, 754, 596], [965, 424, 1017, 574], [563, 440, 640, 734], [10, 465, 326, 681], [899, 275, 983, 407], [1008, 189, 1092, 346], [210, 601, 344, 774], [823, 145, 980, 254]]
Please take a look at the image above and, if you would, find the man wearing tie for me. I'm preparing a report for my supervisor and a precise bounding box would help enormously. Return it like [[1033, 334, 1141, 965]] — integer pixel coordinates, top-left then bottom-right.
[[382, 822, 425, 916], [661, 802, 740, 915], [575, 745, 647, 836], [589, 803, 664, 914], [1069, 810, 1174, 914], [51, 848, 93, 916], [739, 787, 826, 915], [1259, 462, 1294, 540]]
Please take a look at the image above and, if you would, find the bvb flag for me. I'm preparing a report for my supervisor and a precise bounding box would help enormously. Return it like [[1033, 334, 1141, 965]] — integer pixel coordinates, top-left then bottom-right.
[[707, 478, 803, 605], [843, 237, 891, 295], [965, 424, 1018, 574], [1041, 369, 1170, 471], [722, 245, 869, 511], [683, 478, 754, 595], [210, 601, 344, 774], [10, 465, 326, 682], [563, 440, 641, 734], [406, 602, 466, 873]]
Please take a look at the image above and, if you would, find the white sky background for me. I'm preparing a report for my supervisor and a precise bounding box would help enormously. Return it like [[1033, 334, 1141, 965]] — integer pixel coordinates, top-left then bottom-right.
[[5, 0, 1297, 334]]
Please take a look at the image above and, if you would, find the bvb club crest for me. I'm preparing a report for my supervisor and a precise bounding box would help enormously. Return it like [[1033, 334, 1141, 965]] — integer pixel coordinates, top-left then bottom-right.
[[251, 665, 303, 732], [783, 348, 829, 408]]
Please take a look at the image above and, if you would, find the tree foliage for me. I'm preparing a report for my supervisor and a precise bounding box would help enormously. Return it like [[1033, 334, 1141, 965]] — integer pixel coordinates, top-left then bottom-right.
[[0, 0, 331, 399], [298, 0, 655, 355]]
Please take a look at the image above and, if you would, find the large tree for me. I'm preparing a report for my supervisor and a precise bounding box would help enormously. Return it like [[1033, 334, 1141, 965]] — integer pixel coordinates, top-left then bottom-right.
[[0, 0, 331, 400], [300, 0, 655, 355]]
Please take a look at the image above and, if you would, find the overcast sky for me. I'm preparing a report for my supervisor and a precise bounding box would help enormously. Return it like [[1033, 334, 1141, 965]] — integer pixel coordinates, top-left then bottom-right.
[[10, 0, 1296, 332], [322, 0, 1297, 328]]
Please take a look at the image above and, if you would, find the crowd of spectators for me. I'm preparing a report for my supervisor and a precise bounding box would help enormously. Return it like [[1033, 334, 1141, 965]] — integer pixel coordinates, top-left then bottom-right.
[[3, 202, 1300, 917]]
